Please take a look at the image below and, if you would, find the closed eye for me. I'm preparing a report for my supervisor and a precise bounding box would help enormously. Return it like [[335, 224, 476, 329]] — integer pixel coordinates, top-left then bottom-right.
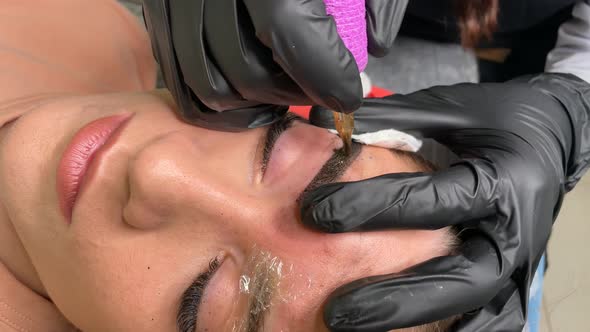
[[177, 257, 221, 332]]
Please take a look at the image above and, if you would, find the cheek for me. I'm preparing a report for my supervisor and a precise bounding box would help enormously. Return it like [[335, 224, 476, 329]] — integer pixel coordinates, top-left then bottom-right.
[[36, 232, 204, 331]]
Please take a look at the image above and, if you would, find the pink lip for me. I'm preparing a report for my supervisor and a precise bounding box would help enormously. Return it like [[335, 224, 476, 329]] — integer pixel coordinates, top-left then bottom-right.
[[57, 114, 132, 222]]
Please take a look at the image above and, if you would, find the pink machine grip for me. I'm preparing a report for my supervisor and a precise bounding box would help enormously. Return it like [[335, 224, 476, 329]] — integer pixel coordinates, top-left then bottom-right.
[[324, 0, 368, 71]]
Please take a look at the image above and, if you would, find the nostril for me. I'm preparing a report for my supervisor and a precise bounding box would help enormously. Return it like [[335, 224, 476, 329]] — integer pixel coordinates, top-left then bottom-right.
[[122, 197, 172, 230], [124, 155, 178, 229], [124, 133, 190, 229]]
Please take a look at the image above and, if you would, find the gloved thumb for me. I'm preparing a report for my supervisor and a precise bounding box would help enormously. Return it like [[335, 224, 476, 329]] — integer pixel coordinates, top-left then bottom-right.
[[301, 160, 498, 233]]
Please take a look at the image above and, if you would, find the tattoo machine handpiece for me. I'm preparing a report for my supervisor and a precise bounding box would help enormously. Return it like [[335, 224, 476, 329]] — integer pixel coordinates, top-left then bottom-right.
[[323, 0, 368, 154]]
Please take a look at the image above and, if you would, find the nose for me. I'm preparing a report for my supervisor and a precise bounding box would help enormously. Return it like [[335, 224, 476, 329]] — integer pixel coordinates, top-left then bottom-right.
[[123, 132, 196, 229], [122, 128, 261, 230]]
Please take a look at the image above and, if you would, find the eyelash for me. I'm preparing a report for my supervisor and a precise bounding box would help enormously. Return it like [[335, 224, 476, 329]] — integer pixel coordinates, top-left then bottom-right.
[[177, 257, 221, 332], [260, 113, 298, 174]]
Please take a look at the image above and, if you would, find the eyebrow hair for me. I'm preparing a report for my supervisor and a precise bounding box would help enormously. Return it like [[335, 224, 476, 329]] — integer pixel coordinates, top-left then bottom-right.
[[244, 254, 281, 332], [177, 258, 221, 332], [298, 142, 362, 204]]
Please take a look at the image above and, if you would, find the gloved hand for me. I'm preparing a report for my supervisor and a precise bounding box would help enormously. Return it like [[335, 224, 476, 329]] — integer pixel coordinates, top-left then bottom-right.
[[303, 73, 590, 331], [141, 0, 408, 131]]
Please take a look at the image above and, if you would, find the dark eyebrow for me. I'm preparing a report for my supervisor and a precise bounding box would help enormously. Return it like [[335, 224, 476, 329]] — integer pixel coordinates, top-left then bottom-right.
[[298, 142, 362, 204], [244, 257, 279, 332], [176, 258, 221, 332]]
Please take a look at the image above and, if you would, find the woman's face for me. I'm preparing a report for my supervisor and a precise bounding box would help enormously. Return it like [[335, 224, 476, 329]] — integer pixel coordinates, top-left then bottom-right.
[[0, 92, 450, 331]]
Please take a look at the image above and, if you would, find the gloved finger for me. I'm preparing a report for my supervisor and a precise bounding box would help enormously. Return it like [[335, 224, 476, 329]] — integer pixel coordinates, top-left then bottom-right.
[[168, 0, 257, 111], [204, 0, 310, 106], [243, 0, 363, 113], [301, 160, 498, 233], [365, 0, 408, 57], [309, 87, 487, 138], [324, 234, 503, 331], [452, 283, 525, 332], [177, 103, 290, 131]]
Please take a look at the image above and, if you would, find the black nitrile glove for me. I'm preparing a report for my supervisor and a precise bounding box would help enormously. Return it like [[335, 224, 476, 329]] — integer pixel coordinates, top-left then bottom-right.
[[142, 0, 408, 131], [303, 73, 590, 331]]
